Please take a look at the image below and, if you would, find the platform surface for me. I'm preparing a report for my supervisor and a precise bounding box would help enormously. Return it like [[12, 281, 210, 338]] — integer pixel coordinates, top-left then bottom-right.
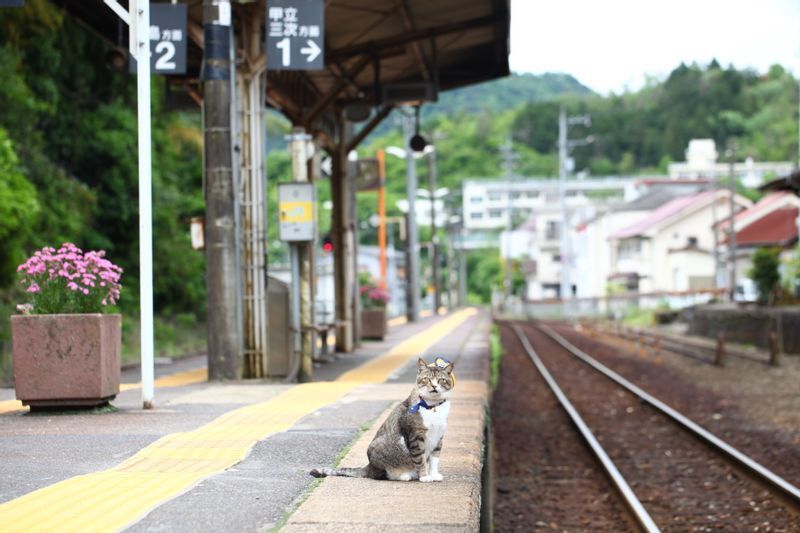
[[0, 308, 490, 532]]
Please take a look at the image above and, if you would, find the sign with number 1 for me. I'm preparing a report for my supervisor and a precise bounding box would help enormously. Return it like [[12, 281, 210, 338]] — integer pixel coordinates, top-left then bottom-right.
[[129, 3, 187, 75], [266, 0, 325, 71]]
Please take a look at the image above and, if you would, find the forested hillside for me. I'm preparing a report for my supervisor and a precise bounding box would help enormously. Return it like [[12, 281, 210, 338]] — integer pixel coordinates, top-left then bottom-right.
[[1, 1, 799, 367]]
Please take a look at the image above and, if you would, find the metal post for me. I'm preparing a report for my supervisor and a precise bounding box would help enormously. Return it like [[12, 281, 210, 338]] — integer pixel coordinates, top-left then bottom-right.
[[289, 127, 313, 380], [458, 228, 467, 306], [203, 0, 240, 380], [133, 0, 154, 408], [403, 108, 420, 321], [377, 149, 388, 289], [727, 142, 737, 302], [427, 147, 441, 313], [558, 106, 570, 302]]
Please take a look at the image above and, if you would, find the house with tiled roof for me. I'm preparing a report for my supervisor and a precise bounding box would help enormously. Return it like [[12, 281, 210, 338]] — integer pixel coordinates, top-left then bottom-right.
[[718, 192, 800, 297], [608, 190, 752, 293]]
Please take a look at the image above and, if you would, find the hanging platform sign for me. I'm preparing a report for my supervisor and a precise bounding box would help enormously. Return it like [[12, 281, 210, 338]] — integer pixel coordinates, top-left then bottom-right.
[[129, 3, 187, 74], [278, 183, 317, 242], [266, 0, 325, 70]]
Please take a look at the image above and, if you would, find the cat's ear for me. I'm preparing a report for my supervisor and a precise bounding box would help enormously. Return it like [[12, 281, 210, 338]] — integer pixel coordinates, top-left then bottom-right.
[[443, 362, 454, 374], [417, 358, 428, 372]]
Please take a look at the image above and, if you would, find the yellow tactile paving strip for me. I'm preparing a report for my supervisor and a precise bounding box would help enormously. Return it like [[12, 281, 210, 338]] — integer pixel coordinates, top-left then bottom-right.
[[0, 368, 208, 415], [0, 308, 476, 533]]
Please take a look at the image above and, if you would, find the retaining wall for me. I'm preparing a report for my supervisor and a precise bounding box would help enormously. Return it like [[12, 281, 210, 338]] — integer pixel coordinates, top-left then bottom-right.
[[687, 305, 800, 354]]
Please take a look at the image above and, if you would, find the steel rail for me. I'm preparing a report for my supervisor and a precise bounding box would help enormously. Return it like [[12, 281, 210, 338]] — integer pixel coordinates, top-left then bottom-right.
[[536, 323, 800, 506], [510, 324, 661, 533]]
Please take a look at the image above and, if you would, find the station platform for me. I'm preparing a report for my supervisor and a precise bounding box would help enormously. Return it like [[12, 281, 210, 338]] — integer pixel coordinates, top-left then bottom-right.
[[0, 307, 491, 532]]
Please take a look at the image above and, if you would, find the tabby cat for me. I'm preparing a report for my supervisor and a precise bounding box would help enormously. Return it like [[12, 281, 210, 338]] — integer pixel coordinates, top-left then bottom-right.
[[310, 357, 454, 482]]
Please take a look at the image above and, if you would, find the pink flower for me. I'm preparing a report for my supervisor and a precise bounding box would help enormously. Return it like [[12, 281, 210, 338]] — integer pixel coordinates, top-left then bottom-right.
[[26, 283, 40, 293], [67, 282, 78, 291]]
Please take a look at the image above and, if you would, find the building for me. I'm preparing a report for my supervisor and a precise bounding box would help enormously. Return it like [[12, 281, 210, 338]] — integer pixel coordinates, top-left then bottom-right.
[[462, 177, 638, 231], [668, 139, 794, 182], [608, 190, 752, 293], [718, 192, 800, 298], [572, 190, 684, 298]]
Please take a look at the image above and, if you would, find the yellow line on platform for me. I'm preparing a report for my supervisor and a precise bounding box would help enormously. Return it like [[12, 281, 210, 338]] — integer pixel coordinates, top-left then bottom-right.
[[0, 308, 476, 533], [0, 368, 208, 415]]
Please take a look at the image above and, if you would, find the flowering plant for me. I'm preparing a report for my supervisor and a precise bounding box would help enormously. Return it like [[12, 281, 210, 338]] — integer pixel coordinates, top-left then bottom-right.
[[360, 280, 389, 310], [16, 243, 123, 314]]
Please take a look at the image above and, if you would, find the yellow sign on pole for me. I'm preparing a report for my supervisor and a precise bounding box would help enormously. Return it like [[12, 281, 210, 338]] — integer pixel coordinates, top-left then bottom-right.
[[278, 183, 316, 241]]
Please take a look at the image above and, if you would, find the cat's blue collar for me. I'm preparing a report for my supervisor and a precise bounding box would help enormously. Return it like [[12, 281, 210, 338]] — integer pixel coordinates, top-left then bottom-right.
[[408, 396, 446, 414]]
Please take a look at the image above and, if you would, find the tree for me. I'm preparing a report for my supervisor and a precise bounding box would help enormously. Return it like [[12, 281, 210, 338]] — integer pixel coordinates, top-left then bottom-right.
[[0, 128, 38, 284], [748, 247, 781, 304]]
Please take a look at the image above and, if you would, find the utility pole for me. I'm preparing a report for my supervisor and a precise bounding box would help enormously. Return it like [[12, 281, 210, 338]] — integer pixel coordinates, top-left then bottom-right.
[[203, 0, 240, 379], [558, 106, 592, 303], [402, 107, 420, 322], [558, 106, 570, 302], [711, 174, 720, 289], [727, 141, 738, 302], [500, 136, 519, 304], [427, 146, 441, 313]]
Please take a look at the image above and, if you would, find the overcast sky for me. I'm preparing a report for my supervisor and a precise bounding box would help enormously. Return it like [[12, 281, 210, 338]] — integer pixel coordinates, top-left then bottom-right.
[[509, 0, 800, 95]]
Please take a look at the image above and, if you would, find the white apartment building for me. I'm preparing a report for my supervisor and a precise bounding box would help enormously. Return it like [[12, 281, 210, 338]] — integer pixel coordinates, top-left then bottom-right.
[[462, 177, 638, 231]]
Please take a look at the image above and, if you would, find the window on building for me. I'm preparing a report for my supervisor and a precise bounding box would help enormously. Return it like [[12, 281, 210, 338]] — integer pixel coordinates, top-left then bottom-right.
[[545, 220, 560, 240], [618, 239, 642, 259], [470, 212, 483, 220], [526, 191, 539, 199], [488, 209, 503, 218], [511, 192, 522, 200], [687, 236, 698, 246], [488, 192, 503, 202], [469, 195, 483, 204]]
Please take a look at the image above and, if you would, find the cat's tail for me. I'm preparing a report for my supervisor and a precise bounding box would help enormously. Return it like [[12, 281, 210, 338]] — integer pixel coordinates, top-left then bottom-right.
[[309, 465, 373, 478]]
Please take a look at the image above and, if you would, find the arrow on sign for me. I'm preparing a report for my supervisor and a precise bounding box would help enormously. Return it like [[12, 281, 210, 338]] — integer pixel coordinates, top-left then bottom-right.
[[300, 40, 321, 63]]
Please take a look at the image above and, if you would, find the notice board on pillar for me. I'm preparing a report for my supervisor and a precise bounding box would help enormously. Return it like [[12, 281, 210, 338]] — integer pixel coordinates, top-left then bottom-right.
[[278, 183, 316, 242], [266, 0, 325, 70]]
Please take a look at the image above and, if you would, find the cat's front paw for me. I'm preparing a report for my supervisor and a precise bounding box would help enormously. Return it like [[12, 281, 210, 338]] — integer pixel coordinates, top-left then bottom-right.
[[430, 473, 443, 481], [420, 474, 443, 483]]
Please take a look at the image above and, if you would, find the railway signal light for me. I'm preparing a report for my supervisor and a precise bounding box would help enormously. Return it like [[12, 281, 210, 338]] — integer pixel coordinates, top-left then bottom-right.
[[322, 234, 333, 253]]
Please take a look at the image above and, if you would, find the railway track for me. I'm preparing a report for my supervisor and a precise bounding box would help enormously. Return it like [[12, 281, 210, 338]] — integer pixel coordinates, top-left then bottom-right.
[[510, 321, 800, 532]]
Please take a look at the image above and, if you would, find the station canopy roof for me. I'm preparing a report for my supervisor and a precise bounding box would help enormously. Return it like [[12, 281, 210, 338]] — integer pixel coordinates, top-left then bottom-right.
[[56, 0, 510, 143]]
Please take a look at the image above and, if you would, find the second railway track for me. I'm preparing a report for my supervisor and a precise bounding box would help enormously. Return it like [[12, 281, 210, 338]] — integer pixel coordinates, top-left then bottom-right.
[[509, 321, 800, 532]]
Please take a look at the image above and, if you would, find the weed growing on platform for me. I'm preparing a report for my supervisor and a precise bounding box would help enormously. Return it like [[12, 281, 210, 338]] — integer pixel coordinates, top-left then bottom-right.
[[490, 324, 504, 389]]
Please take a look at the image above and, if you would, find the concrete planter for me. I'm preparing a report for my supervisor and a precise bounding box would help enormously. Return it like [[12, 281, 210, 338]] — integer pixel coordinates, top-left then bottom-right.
[[361, 308, 387, 340], [11, 314, 121, 409]]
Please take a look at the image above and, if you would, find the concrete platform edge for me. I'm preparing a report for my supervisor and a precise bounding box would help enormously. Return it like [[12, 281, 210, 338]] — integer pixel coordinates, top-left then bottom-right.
[[282, 313, 491, 532]]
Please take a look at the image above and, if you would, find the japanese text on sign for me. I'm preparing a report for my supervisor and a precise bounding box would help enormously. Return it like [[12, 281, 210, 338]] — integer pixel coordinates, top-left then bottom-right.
[[266, 0, 325, 71]]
